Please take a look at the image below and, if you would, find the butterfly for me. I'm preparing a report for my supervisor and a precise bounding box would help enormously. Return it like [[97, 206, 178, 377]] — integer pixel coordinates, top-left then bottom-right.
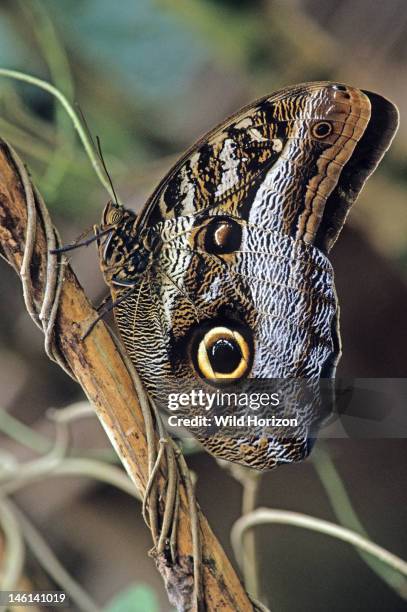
[[95, 82, 398, 470]]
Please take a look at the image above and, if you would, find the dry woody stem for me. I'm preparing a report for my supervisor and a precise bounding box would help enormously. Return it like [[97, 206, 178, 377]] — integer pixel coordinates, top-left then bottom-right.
[[0, 140, 253, 611]]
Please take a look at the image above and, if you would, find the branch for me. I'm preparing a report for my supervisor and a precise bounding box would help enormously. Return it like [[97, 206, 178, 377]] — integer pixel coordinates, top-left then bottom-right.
[[0, 139, 254, 611]]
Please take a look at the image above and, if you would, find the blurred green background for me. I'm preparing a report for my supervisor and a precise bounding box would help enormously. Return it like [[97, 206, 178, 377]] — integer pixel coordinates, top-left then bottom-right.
[[0, 1, 406, 611]]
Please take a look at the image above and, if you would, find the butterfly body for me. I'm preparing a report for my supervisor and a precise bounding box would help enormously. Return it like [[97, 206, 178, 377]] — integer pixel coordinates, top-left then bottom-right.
[[97, 82, 398, 470]]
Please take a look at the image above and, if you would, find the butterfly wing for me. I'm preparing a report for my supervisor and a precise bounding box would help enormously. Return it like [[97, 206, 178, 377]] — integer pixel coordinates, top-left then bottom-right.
[[103, 81, 398, 470]]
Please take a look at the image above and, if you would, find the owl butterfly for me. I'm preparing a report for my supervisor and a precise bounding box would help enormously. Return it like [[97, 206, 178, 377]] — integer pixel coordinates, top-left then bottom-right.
[[96, 82, 398, 470]]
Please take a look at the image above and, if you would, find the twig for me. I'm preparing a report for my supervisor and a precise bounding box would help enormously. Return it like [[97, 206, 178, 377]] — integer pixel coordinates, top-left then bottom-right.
[[219, 461, 262, 600], [47, 401, 95, 423], [231, 508, 407, 578], [0, 457, 140, 499], [241, 472, 261, 600]]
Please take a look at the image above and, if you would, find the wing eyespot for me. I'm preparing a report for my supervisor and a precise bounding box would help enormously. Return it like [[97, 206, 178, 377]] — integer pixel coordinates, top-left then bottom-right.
[[192, 325, 252, 382], [311, 121, 333, 139], [197, 217, 242, 255]]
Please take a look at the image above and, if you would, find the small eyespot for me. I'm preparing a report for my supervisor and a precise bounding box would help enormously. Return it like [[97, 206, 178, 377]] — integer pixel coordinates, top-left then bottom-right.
[[203, 218, 242, 255], [332, 84, 351, 99], [193, 325, 252, 381], [311, 121, 333, 139]]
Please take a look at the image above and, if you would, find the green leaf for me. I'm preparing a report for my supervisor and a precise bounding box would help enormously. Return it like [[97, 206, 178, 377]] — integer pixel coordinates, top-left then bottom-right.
[[104, 584, 159, 612]]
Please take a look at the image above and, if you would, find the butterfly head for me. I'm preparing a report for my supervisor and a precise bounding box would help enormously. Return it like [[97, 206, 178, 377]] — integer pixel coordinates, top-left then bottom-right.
[[97, 201, 147, 287]]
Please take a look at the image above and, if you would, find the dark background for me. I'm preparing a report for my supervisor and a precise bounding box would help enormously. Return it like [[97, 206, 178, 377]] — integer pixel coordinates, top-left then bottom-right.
[[0, 1, 406, 611]]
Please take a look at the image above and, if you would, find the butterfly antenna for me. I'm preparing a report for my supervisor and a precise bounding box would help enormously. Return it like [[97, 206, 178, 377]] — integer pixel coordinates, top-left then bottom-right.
[[96, 136, 120, 207], [76, 104, 121, 206]]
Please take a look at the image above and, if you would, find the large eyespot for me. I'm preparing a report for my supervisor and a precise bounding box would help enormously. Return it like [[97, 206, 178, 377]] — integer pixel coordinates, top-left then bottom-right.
[[103, 201, 123, 226], [203, 218, 242, 255], [311, 121, 333, 139], [193, 325, 252, 381]]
